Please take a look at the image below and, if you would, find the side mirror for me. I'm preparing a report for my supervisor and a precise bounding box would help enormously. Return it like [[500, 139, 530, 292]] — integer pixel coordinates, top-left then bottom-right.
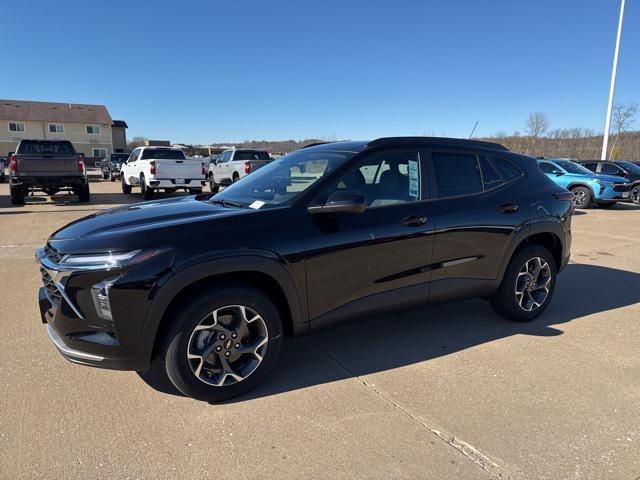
[[308, 190, 366, 215], [553, 171, 564, 176]]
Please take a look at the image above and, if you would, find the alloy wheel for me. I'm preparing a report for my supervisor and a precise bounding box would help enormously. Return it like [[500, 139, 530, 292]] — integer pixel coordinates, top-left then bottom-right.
[[631, 186, 640, 205], [187, 305, 269, 387], [514, 257, 552, 312], [574, 190, 587, 208]]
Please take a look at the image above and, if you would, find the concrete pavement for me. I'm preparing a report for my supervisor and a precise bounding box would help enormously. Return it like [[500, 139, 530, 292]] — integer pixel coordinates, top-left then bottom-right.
[[1, 182, 639, 479]]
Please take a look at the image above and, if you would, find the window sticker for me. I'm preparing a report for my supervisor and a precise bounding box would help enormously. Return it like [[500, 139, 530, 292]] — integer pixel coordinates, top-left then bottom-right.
[[408, 159, 419, 198], [249, 200, 265, 209]]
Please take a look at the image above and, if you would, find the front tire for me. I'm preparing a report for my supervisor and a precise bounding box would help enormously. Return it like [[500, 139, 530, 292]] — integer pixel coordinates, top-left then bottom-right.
[[121, 175, 132, 194], [161, 285, 283, 402], [490, 245, 556, 322], [571, 186, 592, 209], [631, 185, 640, 205]]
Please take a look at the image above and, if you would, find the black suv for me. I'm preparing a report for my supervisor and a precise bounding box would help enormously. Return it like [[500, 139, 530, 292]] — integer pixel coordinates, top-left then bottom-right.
[[100, 153, 130, 181], [36, 137, 573, 402], [579, 160, 640, 204]]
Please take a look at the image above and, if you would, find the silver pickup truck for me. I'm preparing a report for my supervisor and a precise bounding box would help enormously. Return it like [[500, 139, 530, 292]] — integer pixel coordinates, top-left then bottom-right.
[[9, 139, 90, 205]]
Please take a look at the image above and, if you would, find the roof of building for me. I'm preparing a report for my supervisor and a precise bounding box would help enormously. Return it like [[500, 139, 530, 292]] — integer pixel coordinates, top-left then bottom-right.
[[0, 99, 112, 125], [112, 120, 128, 128]]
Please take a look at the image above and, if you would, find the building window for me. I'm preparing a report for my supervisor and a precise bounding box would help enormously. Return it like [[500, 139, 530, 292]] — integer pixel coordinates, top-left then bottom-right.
[[92, 148, 108, 158], [48, 123, 64, 133], [8, 122, 25, 132], [86, 125, 101, 135]]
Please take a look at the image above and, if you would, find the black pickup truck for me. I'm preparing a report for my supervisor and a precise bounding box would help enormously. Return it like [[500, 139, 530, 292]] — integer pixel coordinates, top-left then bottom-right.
[[8, 139, 90, 205]]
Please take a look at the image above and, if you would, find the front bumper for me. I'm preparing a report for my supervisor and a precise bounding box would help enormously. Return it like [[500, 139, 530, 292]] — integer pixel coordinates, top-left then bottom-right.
[[594, 183, 631, 201], [36, 246, 173, 371]]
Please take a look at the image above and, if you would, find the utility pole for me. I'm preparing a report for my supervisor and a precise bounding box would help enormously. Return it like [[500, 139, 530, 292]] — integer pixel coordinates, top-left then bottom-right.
[[601, 0, 626, 160]]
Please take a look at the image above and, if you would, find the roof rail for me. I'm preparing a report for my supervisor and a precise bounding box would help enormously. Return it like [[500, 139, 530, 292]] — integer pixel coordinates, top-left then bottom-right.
[[300, 142, 334, 149], [366, 136, 509, 151]]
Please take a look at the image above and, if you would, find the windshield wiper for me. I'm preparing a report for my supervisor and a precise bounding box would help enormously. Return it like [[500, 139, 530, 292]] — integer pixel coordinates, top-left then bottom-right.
[[209, 199, 245, 208]]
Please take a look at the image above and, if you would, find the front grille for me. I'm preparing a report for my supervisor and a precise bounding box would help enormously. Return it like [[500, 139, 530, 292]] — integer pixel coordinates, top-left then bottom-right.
[[613, 184, 631, 192], [44, 243, 64, 263], [40, 267, 62, 306]]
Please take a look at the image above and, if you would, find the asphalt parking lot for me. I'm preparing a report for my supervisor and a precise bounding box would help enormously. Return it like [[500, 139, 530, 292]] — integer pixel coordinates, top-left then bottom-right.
[[1, 181, 639, 480]]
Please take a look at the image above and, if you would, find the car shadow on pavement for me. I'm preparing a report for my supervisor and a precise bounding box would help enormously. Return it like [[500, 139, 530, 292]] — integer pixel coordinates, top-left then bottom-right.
[[137, 263, 640, 402]]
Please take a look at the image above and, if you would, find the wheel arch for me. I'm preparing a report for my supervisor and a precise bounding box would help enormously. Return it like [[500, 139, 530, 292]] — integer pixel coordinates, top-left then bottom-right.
[[566, 182, 595, 196], [140, 254, 307, 363]]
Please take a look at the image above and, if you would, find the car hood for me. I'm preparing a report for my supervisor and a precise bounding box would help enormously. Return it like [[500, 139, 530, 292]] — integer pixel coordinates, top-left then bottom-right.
[[49, 196, 254, 247], [592, 174, 628, 183]]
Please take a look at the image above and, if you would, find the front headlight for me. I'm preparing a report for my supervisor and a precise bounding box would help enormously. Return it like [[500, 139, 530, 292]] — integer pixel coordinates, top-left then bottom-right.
[[59, 248, 168, 270], [597, 181, 614, 187]]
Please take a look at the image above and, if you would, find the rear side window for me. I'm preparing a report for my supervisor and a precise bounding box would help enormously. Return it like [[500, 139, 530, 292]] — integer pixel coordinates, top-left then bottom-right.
[[431, 152, 483, 198], [581, 162, 598, 172], [490, 156, 522, 180], [234, 150, 270, 161], [479, 156, 502, 189], [141, 149, 185, 160], [17, 140, 75, 155]]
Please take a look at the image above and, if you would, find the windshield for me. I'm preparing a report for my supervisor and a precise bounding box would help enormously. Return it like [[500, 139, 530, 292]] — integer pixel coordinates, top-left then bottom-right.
[[213, 148, 357, 208], [141, 149, 185, 160], [234, 150, 270, 161], [554, 160, 592, 175], [617, 161, 640, 173]]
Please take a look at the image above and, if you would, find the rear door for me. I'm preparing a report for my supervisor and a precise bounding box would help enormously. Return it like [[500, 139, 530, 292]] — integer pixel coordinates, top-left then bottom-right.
[[424, 150, 528, 303], [305, 148, 436, 326]]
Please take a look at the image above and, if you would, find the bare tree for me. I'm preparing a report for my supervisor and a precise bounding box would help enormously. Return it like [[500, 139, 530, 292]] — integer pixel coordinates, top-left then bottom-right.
[[525, 112, 549, 139], [127, 136, 148, 151], [610, 102, 638, 159]]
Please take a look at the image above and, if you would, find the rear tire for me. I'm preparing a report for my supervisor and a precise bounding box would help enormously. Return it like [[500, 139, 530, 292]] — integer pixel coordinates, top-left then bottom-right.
[[490, 245, 556, 322], [232, 173, 239, 183], [121, 175, 132, 194], [77, 183, 90, 203], [571, 186, 592, 209], [140, 175, 154, 200], [10, 185, 25, 205], [161, 285, 283, 402]]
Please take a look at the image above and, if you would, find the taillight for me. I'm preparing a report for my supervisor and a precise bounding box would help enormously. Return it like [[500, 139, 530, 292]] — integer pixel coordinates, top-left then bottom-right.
[[9, 154, 17, 173], [554, 191, 575, 214], [244, 161, 251, 175], [77, 154, 85, 173], [201, 162, 206, 175], [150, 160, 156, 175]]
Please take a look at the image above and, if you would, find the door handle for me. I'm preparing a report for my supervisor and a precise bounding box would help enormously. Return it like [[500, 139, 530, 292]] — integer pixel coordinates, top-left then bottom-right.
[[401, 215, 428, 227], [498, 202, 519, 214]]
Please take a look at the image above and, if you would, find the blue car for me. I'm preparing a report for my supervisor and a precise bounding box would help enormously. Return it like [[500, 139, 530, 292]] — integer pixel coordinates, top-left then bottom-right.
[[537, 158, 631, 209]]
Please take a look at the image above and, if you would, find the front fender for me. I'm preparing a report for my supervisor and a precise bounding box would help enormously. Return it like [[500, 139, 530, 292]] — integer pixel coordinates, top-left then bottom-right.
[[137, 250, 306, 360]]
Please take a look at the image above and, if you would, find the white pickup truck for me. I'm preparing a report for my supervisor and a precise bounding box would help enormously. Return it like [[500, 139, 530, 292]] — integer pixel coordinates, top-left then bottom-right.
[[208, 149, 270, 192], [121, 146, 206, 199]]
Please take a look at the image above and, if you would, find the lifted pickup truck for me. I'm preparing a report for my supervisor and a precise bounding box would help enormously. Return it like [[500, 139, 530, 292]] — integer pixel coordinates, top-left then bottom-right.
[[9, 139, 89, 205], [121, 146, 206, 200], [208, 149, 270, 192]]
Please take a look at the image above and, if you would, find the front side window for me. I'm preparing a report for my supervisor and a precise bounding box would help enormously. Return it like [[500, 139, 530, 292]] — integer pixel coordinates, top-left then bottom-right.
[[86, 125, 101, 135], [214, 148, 355, 208], [617, 161, 640, 174], [325, 151, 421, 208], [431, 152, 482, 198], [601, 163, 624, 176], [8, 122, 25, 132], [92, 148, 108, 157], [48, 124, 64, 133]]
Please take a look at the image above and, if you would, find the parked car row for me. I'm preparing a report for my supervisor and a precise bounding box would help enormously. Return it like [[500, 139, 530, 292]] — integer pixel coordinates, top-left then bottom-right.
[[538, 158, 639, 208]]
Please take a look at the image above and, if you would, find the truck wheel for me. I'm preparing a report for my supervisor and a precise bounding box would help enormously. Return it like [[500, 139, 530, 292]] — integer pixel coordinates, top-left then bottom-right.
[[490, 245, 556, 322], [571, 186, 592, 209], [160, 285, 283, 402], [188, 188, 202, 195], [232, 173, 239, 183], [110, 173, 116, 182], [10, 186, 25, 205], [121, 176, 132, 194], [209, 174, 219, 193], [140, 175, 154, 200], [102, 170, 109, 180], [77, 183, 91, 203]]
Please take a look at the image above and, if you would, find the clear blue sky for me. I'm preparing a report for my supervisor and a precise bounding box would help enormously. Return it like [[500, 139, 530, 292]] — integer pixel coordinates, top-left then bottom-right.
[[3, 0, 639, 143]]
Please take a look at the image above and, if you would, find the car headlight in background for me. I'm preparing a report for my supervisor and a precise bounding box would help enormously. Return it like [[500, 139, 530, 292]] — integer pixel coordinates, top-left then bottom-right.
[[58, 248, 169, 270], [597, 181, 614, 188]]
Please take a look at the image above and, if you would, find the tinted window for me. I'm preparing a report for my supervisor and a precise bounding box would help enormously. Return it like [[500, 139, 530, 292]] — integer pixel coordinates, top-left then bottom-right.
[[554, 160, 592, 174], [234, 150, 270, 161], [110, 154, 129, 162], [601, 163, 624, 175], [538, 162, 557, 174], [617, 161, 640, 174], [581, 162, 598, 172], [432, 152, 482, 198], [327, 151, 421, 207], [479, 156, 502, 189], [17, 140, 76, 155], [140, 149, 185, 160], [491, 156, 522, 180]]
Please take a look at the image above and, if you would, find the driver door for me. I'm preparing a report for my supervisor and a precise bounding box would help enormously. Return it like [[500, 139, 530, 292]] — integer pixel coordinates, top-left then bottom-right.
[[304, 149, 435, 328]]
